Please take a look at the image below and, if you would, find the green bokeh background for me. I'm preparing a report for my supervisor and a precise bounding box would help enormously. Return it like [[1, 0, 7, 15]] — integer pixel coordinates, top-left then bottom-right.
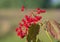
[[0, 0, 60, 9]]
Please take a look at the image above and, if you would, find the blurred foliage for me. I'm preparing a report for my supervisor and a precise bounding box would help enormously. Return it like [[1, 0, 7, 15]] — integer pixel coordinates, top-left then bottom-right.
[[0, 0, 60, 9], [37, 39, 41, 42]]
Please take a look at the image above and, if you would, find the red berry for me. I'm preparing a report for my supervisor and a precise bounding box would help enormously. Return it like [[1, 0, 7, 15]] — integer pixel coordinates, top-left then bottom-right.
[[16, 28, 19, 32], [35, 16, 42, 21], [19, 23, 23, 26], [36, 8, 40, 10], [40, 10, 46, 13], [22, 19, 27, 24], [37, 10, 41, 14], [24, 23, 29, 28], [21, 5, 25, 11]]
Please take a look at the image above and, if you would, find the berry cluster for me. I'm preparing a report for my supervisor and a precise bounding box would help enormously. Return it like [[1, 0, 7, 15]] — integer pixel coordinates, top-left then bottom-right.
[[16, 5, 46, 39]]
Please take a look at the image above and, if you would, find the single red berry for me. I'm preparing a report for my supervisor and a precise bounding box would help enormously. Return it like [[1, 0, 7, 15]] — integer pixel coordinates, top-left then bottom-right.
[[19, 23, 23, 27], [20, 31, 26, 38], [40, 10, 46, 13], [24, 23, 29, 28], [20, 32, 25, 38], [37, 10, 41, 14], [25, 15, 29, 21], [21, 5, 25, 11], [36, 8, 40, 11], [35, 16, 42, 21], [22, 19, 27, 24], [17, 28, 25, 38], [17, 31, 21, 36], [25, 15, 32, 23], [36, 8, 41, 14], [16, 28, 19, 32]]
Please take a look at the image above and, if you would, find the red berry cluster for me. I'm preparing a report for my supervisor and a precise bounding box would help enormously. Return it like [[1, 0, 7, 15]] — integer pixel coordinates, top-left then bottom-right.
[[16, 5, 46, 38]]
